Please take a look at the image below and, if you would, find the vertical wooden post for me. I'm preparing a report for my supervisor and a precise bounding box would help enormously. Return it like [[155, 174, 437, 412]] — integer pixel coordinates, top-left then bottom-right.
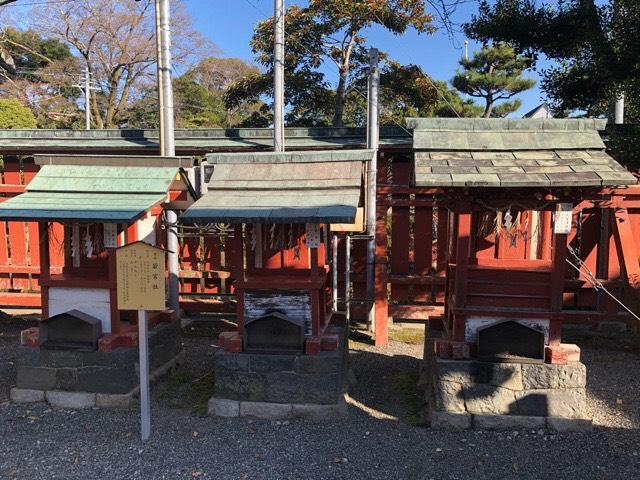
[[310, 247, 321, 336], [230, 224, 245, 335], [541, 205, 553, 261], [550, 231, 568, 345], [108, 248, 121, 334], [374, 207, 389, 346], [453, 207, 471, 342], [39, 222, 50, 319]]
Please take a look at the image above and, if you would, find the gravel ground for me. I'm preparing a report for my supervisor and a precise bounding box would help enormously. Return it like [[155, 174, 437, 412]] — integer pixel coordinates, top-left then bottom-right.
[[0, 317, 639, 480]]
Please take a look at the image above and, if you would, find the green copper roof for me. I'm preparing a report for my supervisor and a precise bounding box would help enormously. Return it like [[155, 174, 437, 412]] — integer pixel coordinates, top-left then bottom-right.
[[0, 192, 167, 222], [408, 118, 637, 188], [182, 151, 365, 224], [0, 164, 181, 223]]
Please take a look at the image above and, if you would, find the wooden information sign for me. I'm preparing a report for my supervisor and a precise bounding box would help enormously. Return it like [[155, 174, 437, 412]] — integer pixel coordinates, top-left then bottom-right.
[[116, 241, 166, 442], [116, 242, 166, 311]]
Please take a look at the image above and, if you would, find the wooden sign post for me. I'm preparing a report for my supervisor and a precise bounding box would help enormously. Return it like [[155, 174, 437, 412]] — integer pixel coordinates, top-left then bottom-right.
[[116, 242, 166, 442]]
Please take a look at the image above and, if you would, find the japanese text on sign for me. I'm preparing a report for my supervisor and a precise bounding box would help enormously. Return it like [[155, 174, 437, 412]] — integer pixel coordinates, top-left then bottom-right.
[[554, 203, 573, 235], [116, 242, 166, 310]]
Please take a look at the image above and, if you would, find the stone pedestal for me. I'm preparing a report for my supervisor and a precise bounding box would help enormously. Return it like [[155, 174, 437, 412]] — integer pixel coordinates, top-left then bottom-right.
[[420, 339, 592, 431], [11, 321, 182, 409], [209, 323, 348, 419]]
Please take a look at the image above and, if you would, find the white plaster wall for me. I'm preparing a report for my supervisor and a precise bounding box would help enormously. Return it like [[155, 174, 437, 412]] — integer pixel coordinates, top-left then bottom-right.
[[465, 316, 550, 345], [48, 287, 112, 334], [137, 215, 157, 245]]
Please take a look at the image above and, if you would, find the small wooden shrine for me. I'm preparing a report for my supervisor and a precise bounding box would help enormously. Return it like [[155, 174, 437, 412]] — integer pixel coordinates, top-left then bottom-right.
[[407, 118, 637, 430], [181, 150, 371, 417], [0, 154, 194, 408], [407, 118, 637, 363]]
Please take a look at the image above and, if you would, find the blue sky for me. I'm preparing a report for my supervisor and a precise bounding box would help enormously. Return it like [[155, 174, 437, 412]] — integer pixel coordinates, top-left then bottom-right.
[[185, 0, 549, 117]]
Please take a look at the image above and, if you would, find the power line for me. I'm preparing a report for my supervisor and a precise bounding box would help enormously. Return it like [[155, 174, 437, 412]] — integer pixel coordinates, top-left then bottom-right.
[[0, 0, 73, 7]]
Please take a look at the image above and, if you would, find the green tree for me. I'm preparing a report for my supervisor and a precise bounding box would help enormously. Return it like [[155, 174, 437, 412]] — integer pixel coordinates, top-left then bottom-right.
[[0, 98, 37, 128], [452, 43, 535, 118], [128, 57, 262, 129], [0, 28, 80, 128], [226, 1, 435, 128], [465, 0, 640, 119]]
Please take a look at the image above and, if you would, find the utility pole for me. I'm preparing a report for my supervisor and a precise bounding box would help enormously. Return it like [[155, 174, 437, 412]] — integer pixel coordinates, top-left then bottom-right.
[[154, 0, 180, 315], [366, 48, 380, 334], [73, 67, 98, 130], [273, 0, 285, 152]]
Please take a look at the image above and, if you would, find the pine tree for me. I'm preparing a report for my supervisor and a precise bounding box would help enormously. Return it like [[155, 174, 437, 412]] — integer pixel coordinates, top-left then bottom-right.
[[452, 43, 535, 118]]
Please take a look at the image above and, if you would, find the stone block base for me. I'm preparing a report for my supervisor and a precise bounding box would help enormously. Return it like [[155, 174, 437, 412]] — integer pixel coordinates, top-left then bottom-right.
[[213, 323, 348, 406], [208, 396, 348, 420], [14, 321, 182, 395], [420, 348, 592, 431], [10, 350, 184, 409]]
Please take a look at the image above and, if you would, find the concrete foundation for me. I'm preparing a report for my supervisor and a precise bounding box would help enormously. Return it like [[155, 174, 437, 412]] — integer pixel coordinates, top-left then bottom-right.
[[11, 321, 183, 409], [420, 339, 592, 432], [209, 323, 348, 419]]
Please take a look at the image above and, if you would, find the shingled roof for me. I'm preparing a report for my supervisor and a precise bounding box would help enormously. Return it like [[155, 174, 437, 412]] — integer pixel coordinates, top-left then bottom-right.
[[181, 150, 371, 224], [406, 118, 637, 188]]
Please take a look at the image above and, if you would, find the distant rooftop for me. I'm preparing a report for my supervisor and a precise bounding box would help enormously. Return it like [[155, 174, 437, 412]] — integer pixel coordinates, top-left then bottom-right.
[[0, 127, 411, 155]]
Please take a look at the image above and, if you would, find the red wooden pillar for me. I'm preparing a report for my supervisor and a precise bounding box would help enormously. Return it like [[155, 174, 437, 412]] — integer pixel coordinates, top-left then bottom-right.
[[107, 247, 122, 334], [310, 247, 321, 336], [541, 203, 553, 261], [452, 206, 471, 342], [374, 206, 389, 346], [38, 222, 50, 319], [549, 231, 568, 345], [231, 225, 245, 335]]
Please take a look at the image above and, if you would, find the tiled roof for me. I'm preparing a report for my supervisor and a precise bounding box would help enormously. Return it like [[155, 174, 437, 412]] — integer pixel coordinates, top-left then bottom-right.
[[414, 150, 636, 187], [407, 118, 637, 188]]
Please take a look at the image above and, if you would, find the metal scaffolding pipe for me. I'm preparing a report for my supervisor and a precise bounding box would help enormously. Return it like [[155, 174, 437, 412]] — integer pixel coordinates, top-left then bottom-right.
[[273, 0, 285, 153], [155, 0, 179, 313], [366, 48, 380, 332]]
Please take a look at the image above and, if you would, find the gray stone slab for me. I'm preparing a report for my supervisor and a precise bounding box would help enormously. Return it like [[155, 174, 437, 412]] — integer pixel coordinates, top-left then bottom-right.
[[491, 158, 538, 167], [239, 401, 292, 419], [415, 174, 453, 187], [515, 389, 586, 418], [17, 366, 57, 391], [547, 417, 593, 432], [483, 363, 523, 391], [498, 173, 550, 187], [521, 363, 587, 390], [430, 411, 472, 431], [597, 171, 637, 185], [463, 384, 518, 415], [471, 152, 515, 160], [434, 380, 466, 413], [209, 397, 240, 417], [474, 414, 545, 431], [514, 151, 559, 160], [571, 164, 612, 173], [523, 165, 573, 174], [477, 166, 524, 174], [547, 172, 603, 186], [435, 360, 489, 384], [95, 392, 135, 410], [10, 388, 45, 404], [432, 166, 476, 175], [45, 391, 96, 409], [451, 174, 501, 187]]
